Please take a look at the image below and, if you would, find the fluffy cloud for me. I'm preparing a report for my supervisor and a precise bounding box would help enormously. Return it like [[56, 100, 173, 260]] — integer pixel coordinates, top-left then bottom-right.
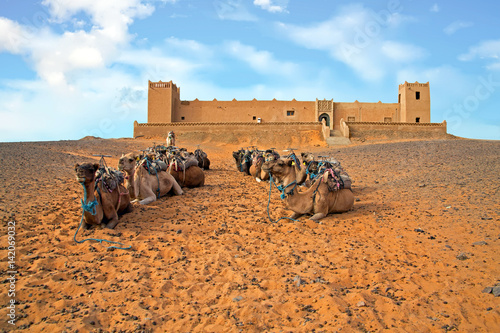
[[444, 21, 473, 35], [277, 4, 423, 81], [459, 39, 500, 70], [253, 0, 288, 13], [0, 0, 156, 86], [213, 0, 258, 21], [223, 41, 299, 77]]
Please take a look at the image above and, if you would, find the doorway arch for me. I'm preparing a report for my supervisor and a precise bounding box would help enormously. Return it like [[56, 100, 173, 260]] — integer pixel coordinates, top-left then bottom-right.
[[319, 113, 330, 127]]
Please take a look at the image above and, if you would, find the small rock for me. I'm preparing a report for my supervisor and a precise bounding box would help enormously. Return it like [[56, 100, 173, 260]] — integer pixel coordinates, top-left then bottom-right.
[[414, 228, 425, 233], [356, 301, 366, 307], [418, 184, 426, 187], [176, 229, 182, 234], [456, 252, 470, 261], [482, 287, 493, 294], [472, 241, 488, 246], [233, 296, 243, 302], [355, 198, 361, 202], [486, 307, 493, 311], [481, 217, 492, 220], [492, 286, 500, 297], [293, 275, 303, 287]]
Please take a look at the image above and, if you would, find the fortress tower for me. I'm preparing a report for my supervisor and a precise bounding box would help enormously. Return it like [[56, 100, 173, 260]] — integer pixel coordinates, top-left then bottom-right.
[[398, 81, 431, 123], [147, 80, 179, 123]]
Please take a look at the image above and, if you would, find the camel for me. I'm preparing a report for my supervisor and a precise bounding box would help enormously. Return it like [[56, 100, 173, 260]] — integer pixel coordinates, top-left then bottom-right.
[[75, 163, 131, 229], [249, 152, 266, 181], [233, 149, 252, 175], [131, 156, 184, 205], [195, 148, 210, 170], [118, 153, 140, 199], [168, 156, 205, 188], [262, 159, 354, 221]]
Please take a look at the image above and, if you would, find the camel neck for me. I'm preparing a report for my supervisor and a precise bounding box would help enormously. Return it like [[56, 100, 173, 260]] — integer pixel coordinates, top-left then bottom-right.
[[83, 181, 97, 203], [282, 167, 297, 189]]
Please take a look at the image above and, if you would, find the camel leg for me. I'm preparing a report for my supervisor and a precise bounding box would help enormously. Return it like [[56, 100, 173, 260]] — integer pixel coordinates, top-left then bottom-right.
[[171, 179, 184, 195], [290, 212, 303, 220], [139, 196, 157, 205], [309, 212, 326, 222], [139, 186, 157, 205], [106, 215, 120, 229]]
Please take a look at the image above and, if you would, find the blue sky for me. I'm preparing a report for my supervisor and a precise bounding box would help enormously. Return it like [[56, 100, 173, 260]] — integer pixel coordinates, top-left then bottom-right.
[[0, 0, 499, 142]]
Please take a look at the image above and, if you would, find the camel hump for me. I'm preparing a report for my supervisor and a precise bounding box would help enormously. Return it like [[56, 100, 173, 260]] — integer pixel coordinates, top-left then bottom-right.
[[323, 168, 352, 190], [96, 167, 125, 191]]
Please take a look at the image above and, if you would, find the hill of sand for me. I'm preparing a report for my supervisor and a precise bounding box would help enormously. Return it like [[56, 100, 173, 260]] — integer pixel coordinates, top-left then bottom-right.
[[0, 136, 499, 332]]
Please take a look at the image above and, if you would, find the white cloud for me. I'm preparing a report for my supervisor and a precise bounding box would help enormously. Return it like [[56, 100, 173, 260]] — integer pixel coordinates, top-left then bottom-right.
[[430, 4, 440, 13], [444, 20, 473, 35], [277, 4, 422, 81], [0, 1, 157, 87], [213, 0, 258, 21], [381, 41, 426, 62], [254, 0, 288, 13], [459, 39, 500, 70], [223, 41, 299, 76]]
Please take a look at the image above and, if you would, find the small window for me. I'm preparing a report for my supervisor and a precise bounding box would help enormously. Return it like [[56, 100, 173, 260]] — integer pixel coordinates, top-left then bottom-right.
[[416, 117, 420, 123], [181, 116, 185, 120], [398, 93, 401, 103], [287, 110, 295, 116], [347, 116, 355, 122], [253, 116, 256, 120], [416, 91, 420, 100], [384, 117, 392, 123]]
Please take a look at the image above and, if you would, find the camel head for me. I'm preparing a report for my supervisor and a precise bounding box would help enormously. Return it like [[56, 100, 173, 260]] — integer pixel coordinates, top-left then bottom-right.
[[301, 152, 315, 163], [262, 158, 294, 178], [118, 153, 139, 173], [75, 163, 99, 184]]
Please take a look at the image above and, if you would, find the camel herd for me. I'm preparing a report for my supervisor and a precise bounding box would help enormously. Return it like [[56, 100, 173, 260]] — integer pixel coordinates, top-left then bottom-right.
[[74, 144, 354, 230], [74, 145, 209, 229], [232, 147, 354, 221]]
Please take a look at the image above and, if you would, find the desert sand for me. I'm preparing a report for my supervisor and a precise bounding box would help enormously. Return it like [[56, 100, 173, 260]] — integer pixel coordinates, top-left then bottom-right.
[[0, 135, 499, 332]]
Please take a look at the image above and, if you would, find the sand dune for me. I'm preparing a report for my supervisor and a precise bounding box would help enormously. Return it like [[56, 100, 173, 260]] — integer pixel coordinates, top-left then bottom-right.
[[0, 137, 499, 332]]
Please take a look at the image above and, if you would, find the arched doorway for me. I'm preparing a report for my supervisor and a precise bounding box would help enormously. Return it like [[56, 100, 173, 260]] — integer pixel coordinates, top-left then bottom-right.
[[319, 113, 330, 127]]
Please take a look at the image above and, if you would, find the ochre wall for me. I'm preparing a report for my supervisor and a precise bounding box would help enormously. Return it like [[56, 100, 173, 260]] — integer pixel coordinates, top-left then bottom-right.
[[333, 102, 400, 130], [146, 80, 432, 129], [172, 100, 316, 123], [147, 81, 181, 123], [347, 121, 447, 139], [399, 82, 430, 123], [133, 121, 324, 146]]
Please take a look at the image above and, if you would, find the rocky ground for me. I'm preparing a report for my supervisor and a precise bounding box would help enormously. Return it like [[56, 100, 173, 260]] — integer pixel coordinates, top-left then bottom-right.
[[0, 136, 499, 332]]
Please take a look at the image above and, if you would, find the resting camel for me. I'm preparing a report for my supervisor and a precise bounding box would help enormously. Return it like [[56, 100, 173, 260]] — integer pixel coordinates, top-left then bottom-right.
[[168, 156, 205, 188], [128, 156, 184, 205], [233, 149, 252, 175], [249, 152, 267, 181], [75, 163, 131, 229], [118, 153, 141, 199], [195, 149, 210, 170], [262, 159, 354, 221]]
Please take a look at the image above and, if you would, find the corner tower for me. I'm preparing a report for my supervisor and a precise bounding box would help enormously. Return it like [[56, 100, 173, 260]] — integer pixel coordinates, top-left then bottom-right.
[[398, 81, 430, 123], [147, 80, 180, 123]]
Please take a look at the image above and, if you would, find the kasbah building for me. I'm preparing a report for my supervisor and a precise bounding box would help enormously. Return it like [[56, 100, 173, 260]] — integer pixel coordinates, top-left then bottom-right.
[[133, 80, 448, 144]]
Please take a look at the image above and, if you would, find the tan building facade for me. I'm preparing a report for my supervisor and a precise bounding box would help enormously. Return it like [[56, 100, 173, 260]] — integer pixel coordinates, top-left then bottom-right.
[[146, 80, 431, 130]]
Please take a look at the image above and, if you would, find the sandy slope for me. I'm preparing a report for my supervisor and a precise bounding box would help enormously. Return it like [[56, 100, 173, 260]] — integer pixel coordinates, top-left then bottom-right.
[[0, 137, 499, 332]]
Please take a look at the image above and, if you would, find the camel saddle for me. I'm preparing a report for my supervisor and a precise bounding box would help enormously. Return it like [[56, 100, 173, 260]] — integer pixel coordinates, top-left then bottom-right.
[[323, 168, 352, 190], [95, 167, 125, 192]]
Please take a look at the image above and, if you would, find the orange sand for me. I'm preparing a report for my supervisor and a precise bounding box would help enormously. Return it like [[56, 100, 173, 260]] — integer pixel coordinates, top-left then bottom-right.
[[0, 136, 499, 332]]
